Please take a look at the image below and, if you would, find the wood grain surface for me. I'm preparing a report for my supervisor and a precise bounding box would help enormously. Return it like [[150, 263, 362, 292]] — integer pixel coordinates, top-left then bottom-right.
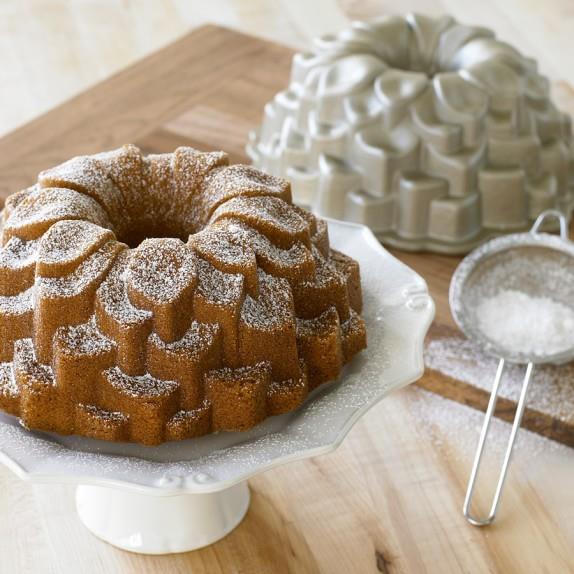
[[0, 13, 573, 574]]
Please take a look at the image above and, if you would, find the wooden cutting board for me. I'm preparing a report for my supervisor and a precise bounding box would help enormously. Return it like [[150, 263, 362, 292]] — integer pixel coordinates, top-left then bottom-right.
[[0, 24, 571, 448], [421, 324, 574, 447]]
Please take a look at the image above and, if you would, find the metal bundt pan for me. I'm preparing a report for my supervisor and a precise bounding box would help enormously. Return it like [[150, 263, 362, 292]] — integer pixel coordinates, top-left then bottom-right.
[[247, 13, 574, 254]]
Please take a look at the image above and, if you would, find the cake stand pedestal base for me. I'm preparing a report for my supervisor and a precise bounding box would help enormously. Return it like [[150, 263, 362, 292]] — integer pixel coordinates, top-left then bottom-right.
[[75, 481, 250, 554]]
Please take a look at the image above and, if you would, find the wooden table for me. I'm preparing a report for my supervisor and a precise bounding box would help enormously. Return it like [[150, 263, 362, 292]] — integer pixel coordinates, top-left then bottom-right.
[[0, 6, 573, 574]]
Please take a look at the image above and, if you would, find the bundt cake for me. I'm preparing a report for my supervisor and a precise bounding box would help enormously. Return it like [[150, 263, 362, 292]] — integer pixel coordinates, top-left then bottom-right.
[[0, 145, 366, 445], [248, 13, 574, 253]]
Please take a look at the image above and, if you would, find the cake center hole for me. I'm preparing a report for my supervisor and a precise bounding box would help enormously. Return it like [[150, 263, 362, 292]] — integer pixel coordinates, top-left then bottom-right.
[[116, 195, 202, 249], [121, 225, 192, 249]]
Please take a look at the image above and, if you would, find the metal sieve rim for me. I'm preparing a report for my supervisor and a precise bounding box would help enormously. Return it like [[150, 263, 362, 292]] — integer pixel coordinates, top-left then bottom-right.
[[449, 231, 574, 365]]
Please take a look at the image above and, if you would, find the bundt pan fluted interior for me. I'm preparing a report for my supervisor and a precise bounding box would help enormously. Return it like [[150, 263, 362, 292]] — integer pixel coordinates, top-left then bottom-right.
[[247, 13, 574, 253]]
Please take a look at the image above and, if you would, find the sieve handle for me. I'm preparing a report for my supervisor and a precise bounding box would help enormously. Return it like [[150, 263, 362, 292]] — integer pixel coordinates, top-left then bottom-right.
[[463, 359, 534, 526], [530, 209, 568, 239]]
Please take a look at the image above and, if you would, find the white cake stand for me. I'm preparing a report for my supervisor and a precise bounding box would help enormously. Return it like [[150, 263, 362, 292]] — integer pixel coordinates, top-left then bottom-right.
[[0, 220, 434, 555]]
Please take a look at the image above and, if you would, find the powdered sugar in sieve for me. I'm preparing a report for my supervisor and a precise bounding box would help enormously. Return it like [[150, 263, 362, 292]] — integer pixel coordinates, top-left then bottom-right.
[[450, 214, 574, 365]]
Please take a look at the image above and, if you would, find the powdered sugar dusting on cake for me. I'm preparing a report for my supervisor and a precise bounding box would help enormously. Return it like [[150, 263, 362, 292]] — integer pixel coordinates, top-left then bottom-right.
[[93, 145, 143, 197], [0, 237, 38, 270], [173, 148, 228, 199], [14, 339, 54, 387], [4, 188, 113, 240], [149, 321, 219, 355], [39, 155, 112, 195], [258, 240, 314, 277], [241, 270, 294, 329], [170, 403, 210, 424], [209, 361, 271, 380], [37, 220, 113, 271], [300, 245, 345, 289], [3, 186, 37, 223], [191, 227, 256, 270], [77, 403, 128, 425], [195, 257, 244, 306], [127, 238, 197, 304], [38, 241, 123, 299], [0, 286, 34, 315], [269, 369, 306, 393], [104, 366, 179, 399], [210, 195, 311, 248], [222, 219, 315, 279], [200, 164, 291, 222], [0, 363, 17, 397], [96, 251, 152, 325], [342, 310, 364, 338], [56, 320, 115, 357], [297, 306, 339, 336]]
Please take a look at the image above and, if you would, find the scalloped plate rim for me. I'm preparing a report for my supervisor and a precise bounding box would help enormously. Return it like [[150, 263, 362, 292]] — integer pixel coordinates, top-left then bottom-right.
[[0, 220, 435, 495]]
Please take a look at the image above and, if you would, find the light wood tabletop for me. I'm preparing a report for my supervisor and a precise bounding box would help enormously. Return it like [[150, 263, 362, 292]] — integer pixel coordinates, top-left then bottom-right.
[[0, 2, 573, 574]]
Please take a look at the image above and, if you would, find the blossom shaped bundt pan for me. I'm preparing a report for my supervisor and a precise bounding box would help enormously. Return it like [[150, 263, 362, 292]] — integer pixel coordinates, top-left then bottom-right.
[[247, 13, 574, 253], [0, 145, 366, 445]]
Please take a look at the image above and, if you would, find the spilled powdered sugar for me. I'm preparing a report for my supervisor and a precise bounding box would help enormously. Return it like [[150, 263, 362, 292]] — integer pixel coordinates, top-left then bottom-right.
[[425, 336, 574, 424], [410, 388, 572, 459]]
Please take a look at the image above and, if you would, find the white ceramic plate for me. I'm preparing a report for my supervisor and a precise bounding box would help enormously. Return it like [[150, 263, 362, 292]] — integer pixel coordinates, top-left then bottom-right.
[[0, 220, 434, 495]]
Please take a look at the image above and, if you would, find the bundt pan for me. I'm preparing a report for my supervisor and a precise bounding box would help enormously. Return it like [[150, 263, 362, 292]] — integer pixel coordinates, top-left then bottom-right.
[[247, 13, 574, 254]]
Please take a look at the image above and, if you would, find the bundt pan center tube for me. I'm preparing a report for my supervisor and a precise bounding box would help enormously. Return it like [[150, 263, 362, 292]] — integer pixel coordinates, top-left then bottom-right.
[[0, 145, 367, 445], [248, 13, 574, 253]]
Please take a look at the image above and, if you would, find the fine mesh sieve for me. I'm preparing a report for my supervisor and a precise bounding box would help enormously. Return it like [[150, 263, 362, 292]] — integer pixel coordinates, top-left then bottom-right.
[[449, 210, 574, 526]]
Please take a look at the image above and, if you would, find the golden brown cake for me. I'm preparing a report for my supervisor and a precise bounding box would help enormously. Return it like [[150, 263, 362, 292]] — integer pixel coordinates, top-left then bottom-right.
[[0, 145, 367, 445]]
